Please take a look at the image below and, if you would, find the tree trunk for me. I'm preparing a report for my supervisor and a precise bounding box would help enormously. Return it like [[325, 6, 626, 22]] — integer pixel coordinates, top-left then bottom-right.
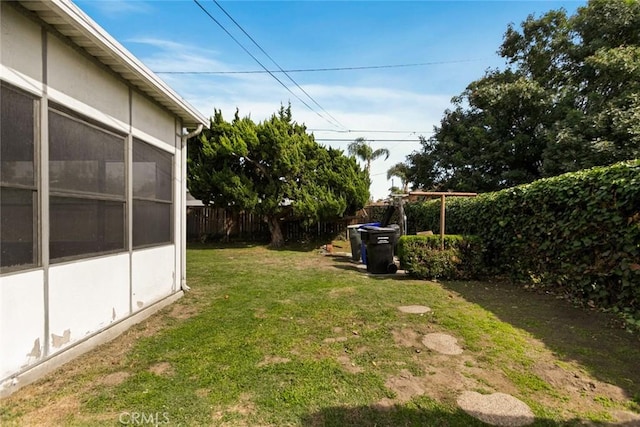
[[223, 214, 234, 242], [266, 215, 285, 248]]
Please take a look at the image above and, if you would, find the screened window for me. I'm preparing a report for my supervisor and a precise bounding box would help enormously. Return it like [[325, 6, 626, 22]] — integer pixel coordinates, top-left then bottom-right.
[[1, 84, 38, 271], [133, 139, 173, 247], [48, 109, 126, 261]]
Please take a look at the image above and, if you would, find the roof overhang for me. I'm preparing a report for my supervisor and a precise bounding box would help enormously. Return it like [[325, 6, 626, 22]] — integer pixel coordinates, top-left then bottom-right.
[[16, 0, 208, 128]]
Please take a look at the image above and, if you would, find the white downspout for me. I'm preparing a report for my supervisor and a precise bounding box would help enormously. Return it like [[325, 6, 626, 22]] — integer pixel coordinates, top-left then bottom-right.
[[180, 124, 204, 291]]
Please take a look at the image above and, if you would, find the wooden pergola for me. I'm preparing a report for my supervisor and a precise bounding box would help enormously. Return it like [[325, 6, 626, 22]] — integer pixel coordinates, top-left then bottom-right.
[[407, 191, 478, 249]]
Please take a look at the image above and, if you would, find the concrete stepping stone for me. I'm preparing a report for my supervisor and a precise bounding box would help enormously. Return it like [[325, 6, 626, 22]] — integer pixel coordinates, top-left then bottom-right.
[[457, 391, 535, 426], [421, 333, 463, 355], [397, 305, 431, 314]]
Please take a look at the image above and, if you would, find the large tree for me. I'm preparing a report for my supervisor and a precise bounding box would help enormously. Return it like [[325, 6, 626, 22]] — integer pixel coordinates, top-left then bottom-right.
[[188, 106, 369, 247], [407, 0, 640, 192]]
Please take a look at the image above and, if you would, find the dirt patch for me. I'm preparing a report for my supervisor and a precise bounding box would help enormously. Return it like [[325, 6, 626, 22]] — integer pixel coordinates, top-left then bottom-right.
[[422, 333, 464, 355], [17, 395, 81, 427], [328, 287, 356, 297], [462, 364, 520, 397], [253, 308, 268, 319], [257, 356, 290, 367], [398, 305, 432, 314], [168, 303, 199, 320], [100, 371, 130, 386], [149, 362, 174, 376], [610, 410, 640, 425], [531, 360, 633, 419], [195, 388, 209, 398], [293, 255, 336, 271], [211, 392, 256, 424], [336, 355, 364, 373], [392, 328, 421, 348], [534, 361, 626, 399], [384, 369, 426, 402], [457, 391, 535, 426], [323, 336, 348, 344]]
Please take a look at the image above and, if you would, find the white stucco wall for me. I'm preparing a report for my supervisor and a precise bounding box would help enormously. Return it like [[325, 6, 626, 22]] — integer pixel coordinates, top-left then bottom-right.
[[47, 32, 129, 124], [0, 3, 42, 82], [132, 245, 177, 311], [0, 270, 46, 380], [132, 90, 176, 145], [47, 254, 130, 355]]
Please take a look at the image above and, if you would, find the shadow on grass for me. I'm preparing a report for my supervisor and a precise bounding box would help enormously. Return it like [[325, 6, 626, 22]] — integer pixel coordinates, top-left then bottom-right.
[[440, 279, 640, 407], [299, 403, 581, 427], [187, 241, 262, 250], [328, 253, 416, 279], [187, 241, 322, 252]]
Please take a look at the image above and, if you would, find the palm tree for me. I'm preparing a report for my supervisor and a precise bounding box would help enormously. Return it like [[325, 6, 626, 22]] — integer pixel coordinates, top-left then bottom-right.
[[347, 137, 390, 173], [387, 162, 411, 193]]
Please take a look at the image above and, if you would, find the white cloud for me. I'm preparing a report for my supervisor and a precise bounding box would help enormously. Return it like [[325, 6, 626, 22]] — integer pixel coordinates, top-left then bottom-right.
[[84, 0, 151, 16], [133, 38, 452, 200], [126, 38, 228, 73]]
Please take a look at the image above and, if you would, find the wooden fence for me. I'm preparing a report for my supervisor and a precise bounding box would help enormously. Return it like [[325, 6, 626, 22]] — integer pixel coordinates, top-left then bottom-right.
[[187, 206, 363, 243]]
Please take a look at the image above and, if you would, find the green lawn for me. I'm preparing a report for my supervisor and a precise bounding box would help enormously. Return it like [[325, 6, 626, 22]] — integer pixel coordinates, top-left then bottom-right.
[[2, 243, 639, 426]]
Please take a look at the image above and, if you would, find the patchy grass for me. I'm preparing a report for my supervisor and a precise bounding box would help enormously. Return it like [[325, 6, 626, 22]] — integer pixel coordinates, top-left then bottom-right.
[[1, 244, 639, 426]]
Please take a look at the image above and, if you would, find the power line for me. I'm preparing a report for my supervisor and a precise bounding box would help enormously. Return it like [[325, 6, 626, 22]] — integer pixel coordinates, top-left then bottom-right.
[[154, 58, 488, 74], [315, 138, 422, 143], [309, 128, 434, 134], [210, 0, 347, 130], [192, 0, 343, 130]]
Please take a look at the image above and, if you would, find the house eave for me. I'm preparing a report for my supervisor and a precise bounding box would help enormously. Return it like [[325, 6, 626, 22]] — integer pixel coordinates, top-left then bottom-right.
[[16, 0, 208, 128]]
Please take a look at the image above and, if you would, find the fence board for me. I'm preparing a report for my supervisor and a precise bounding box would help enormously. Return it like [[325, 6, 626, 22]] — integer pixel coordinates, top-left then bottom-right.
[[187, 206, 362, 243]]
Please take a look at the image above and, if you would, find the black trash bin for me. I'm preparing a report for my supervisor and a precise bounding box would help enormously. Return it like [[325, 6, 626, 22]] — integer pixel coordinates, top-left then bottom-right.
[[347, 225, 362, 261], [360, 226, 398, 274], [388, 224, 401, 255]]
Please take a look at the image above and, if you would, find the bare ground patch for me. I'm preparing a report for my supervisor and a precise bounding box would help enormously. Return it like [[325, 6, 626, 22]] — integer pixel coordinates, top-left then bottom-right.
[[168, 303, 200, 320], [531, 359, 633, 419], [328, 286, 357, 297], [211, 392, 257, 425], [149, 362, 174, 376], [392, 328, 421, 348], [14, 395, 81, 427], [336, 355, 364, 374], [322, 336, 348, 343], [100, 371, 130, 386], [256, 356, 291, 367]]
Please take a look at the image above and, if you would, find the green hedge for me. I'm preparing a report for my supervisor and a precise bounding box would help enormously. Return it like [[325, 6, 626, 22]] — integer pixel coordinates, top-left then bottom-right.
[[405, 160, 640, 319], [397, 235, 485, 280]]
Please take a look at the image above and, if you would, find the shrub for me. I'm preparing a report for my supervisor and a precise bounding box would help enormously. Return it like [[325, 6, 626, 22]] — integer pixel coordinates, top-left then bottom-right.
[[398, 235, 485, 280], [405, 160, 640, 318]]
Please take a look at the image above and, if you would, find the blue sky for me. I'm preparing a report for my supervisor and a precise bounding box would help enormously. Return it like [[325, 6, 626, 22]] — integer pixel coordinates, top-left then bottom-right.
[[76, 0, 584, 200]]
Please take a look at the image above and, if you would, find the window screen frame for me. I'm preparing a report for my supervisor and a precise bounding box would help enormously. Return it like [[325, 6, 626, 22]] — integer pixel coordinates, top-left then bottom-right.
[[1, 82, 40, 273], [132, 138, 174, 249], [48, 106, 128, 263]]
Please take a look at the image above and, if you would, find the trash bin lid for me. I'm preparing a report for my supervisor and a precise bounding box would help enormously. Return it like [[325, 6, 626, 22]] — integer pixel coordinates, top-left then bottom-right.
[[362, 226, 396, 233]]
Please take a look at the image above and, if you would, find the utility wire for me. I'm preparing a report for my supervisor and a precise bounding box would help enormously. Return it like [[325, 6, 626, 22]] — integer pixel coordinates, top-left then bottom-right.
[[315, 138, 422, 143], [210, 0, 347, 130], [309, 128, 434, 134], [192, 0, 342, 130], [154, 58, 487, 74]]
